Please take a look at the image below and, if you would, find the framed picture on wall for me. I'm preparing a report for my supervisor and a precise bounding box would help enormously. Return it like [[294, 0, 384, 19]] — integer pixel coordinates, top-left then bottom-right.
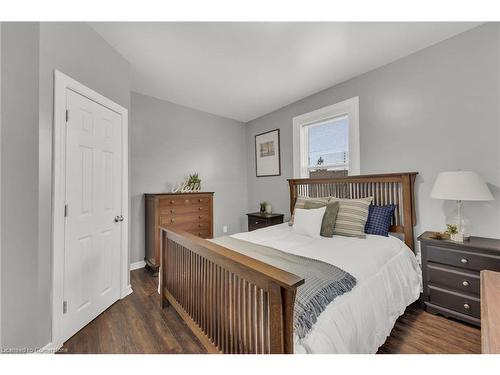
[[255, 129, 281, 177]]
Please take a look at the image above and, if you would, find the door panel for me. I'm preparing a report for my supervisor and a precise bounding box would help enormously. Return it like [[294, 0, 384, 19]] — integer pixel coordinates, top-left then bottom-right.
[[63, 89, 123, 342]]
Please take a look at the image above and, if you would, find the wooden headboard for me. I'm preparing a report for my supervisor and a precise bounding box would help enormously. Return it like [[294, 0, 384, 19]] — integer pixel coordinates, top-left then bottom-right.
[[288, 172, 418, 250]]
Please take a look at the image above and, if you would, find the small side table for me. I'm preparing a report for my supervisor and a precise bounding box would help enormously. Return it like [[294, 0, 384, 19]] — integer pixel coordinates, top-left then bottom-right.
[[246, 212, 284, 231]]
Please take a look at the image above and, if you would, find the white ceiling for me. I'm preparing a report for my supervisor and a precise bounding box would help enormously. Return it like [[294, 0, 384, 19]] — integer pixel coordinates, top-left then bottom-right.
[[90, 22, 481, 122]]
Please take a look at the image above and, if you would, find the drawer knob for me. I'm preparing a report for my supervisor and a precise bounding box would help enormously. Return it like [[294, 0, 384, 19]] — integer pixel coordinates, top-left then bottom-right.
[[462, 280, 470, 287], [198, 199, 202, 202], [185, 199, 190, 204], [170, 209, 174, 214], [170, 200, 174, 204], [460, 258, 468, 264], [199, 215, 202, 219], [198, 224, 202, 227], [170, 219, 175, 223], [198, 207, 202, 210], [463, 303, 470, 310]]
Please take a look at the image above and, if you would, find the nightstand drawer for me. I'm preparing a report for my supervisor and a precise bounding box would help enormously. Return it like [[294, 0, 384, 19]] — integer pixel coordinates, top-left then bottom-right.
[[428, 285, 480, 319], [426, 245, 500, 272], [248, 220, 268, 231], [428, 263, 480, 295], [247, 212, 284, 232]]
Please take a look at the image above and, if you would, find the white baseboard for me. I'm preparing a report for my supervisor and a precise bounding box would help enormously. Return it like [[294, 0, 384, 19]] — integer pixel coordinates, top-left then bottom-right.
[[130, 260, 146, 270], [122, 284, 133, 299]]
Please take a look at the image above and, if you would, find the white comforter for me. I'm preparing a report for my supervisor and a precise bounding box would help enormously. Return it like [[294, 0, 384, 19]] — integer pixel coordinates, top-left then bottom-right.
[[231, 223, 422, 354]]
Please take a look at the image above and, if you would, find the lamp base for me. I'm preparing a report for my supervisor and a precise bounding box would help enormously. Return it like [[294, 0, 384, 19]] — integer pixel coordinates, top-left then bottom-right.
[[450, 233, 464, 243]]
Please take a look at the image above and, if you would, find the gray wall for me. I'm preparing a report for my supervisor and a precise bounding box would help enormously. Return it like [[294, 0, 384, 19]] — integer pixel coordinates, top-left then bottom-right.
[[246, 23, 500, 243], [1, 22, 131, 350], [1, 22, 40, 349], [130, 92, 248, 264]]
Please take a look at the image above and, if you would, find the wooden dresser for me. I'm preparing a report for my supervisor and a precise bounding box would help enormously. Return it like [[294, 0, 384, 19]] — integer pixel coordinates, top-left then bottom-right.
[[419, 231, 500, 326], [145, 192, 214, 271]]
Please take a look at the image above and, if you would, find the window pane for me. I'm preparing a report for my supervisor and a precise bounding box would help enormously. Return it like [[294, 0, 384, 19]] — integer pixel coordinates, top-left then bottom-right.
[[308, 116, 349, 169]]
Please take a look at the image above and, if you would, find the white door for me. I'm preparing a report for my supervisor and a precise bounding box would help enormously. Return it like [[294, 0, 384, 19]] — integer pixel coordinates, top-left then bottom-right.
[[62, 89, 123, 342]]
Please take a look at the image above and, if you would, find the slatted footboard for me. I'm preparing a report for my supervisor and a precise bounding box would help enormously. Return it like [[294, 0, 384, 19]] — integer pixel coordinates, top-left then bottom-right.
[[160, 228, 305, 354]]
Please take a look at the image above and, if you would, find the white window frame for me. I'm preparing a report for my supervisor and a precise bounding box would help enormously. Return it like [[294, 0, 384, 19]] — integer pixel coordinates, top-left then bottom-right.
[[293, 97, 360, 178]]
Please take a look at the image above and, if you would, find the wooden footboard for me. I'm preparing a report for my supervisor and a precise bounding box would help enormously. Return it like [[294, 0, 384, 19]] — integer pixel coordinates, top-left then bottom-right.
[[160, 228, 305, 354]]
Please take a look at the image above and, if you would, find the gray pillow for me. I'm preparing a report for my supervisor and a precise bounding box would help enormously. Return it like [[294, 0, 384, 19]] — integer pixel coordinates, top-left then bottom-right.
[[304, 200, 339, 237]]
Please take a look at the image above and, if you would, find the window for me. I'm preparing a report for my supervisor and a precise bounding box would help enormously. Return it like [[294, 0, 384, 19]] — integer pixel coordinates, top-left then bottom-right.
[[293, 97, 359, 178]]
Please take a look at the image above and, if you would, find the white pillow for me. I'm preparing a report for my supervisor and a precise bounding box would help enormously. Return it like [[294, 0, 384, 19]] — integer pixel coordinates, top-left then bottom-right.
[[292, 207, 326, 238]]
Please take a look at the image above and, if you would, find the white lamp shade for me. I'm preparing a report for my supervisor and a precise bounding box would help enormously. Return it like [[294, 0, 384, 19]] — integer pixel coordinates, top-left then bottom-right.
[[430, 171, 494, 201]]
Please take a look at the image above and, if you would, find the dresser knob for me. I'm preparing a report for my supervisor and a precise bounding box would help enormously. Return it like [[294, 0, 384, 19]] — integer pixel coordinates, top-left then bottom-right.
[[185, 199, 190, 204], [170, 200, 174, 204], [198, 199, 202, 202], [198, 207, 202, 210], [463, 303, 470, 310], [462, 280, 470, 287], [170, 209, 174, 214], [199, 215, 202, 219], [170, 219, 175, 223], [460, 258, 468, 264], [198, 224, 202, 227]]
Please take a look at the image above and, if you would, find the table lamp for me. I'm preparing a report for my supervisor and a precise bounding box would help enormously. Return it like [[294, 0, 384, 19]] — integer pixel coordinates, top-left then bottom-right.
[[430, 171, 493, 242]]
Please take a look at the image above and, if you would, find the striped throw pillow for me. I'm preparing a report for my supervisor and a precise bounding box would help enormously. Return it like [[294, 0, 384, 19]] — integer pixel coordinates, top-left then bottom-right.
[[331, 196, 373, 238], [289, 196, 330, 225]]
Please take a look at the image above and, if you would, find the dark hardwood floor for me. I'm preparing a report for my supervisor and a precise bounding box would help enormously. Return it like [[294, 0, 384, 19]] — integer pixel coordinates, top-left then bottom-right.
[[61, 267, 206, 354], [61, 268, 480, 354]]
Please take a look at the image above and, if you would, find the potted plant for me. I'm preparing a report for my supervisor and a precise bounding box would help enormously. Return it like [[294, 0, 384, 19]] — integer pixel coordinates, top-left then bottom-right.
[[188, 173, 201, 191], [446, 224, 463, 242], [260, 201, 267, 213]]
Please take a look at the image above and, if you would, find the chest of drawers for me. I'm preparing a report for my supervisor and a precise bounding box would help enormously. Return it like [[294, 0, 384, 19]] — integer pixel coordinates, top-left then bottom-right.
[[419, 231, 500, 326], [145, 192, 214, 271]]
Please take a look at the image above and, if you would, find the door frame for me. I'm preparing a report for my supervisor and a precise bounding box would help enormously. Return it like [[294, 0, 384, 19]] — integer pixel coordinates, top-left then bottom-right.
[[51, 70, 130, 349]]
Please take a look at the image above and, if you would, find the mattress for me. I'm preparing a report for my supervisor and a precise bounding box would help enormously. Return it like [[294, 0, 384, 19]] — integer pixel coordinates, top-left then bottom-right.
[[230, 223, 422, 354]]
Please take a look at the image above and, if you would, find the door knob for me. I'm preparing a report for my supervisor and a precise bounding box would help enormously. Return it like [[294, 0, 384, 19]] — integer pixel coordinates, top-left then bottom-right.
[[114, 215, 124, 223]]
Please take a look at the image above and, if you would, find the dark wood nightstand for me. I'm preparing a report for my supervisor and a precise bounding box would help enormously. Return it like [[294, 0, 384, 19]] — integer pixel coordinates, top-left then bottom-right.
[[246, 212, 284, 231], [419, 231, 500, 326]]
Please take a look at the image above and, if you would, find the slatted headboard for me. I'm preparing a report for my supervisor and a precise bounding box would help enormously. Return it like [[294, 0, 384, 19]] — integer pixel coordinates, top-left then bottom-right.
[[288, 172, 418, 251]]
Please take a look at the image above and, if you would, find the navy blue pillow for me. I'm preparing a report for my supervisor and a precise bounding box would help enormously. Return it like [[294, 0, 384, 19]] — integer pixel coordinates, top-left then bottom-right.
[[364, 204, 396, 237]]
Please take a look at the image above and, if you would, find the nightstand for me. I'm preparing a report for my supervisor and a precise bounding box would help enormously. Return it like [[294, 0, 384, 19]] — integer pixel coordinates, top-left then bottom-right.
[[246, 212, 284, 231], [419, 231, 500, 326]]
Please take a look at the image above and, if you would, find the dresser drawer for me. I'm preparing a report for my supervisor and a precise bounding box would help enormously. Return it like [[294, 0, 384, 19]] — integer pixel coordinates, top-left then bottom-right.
[[428, 263, 480, 295], [426, 244, 500, 272], [159, 195, 211, 207], [160, 205, 210, 216], [428, 285, 480, 319], [160, 214, 210, 226], [187, 228, 211, 238]]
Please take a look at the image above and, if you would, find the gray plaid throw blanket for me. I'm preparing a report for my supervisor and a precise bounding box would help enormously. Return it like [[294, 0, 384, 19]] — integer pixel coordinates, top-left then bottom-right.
[[211, 236, 357, 339]]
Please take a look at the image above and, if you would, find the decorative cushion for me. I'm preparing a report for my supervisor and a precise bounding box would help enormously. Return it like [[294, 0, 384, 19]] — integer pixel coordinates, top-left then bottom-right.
[[292, 207, 327, 238], [304, 200, 340, 237], [330, 196, 373, 238], [289, 196, 330, 225], [365, 204, 396, 237]]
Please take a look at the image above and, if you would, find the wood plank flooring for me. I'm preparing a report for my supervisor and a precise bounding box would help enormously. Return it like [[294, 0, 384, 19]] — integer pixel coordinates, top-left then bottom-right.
[[60, 268, 480, 354]]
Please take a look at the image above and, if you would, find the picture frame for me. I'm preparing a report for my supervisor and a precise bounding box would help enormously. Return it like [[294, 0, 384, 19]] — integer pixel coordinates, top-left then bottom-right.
[[255, 129, 281, 177]]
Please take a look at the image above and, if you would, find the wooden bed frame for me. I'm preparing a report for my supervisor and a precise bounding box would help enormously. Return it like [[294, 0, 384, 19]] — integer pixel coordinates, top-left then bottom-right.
[[160, 172, 418, 354]]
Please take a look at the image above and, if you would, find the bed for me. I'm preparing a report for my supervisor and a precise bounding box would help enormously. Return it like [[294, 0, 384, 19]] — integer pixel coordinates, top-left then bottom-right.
[[159, 172, 421, 354]]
